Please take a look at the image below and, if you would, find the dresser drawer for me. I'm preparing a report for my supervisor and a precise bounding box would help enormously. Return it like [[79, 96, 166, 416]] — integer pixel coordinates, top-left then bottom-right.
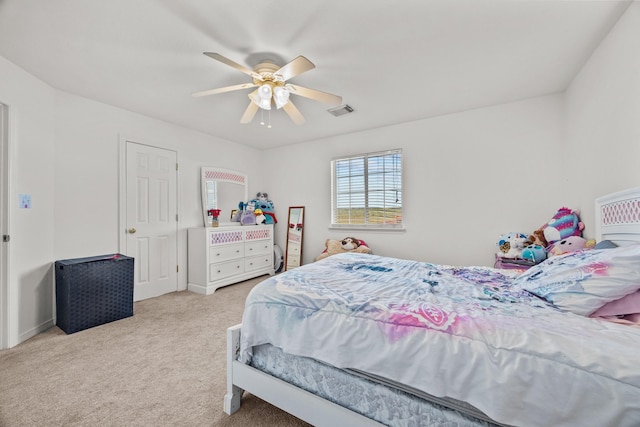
[[208, 243, 244, 263], [245, 240, 271, 257], [208, 229, 243, 246], [209, 259, 244, 281], [245, 254, 273, 273]]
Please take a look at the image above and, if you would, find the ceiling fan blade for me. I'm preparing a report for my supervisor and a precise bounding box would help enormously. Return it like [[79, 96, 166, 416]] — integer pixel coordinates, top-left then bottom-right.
[[240, 101, 259, 124], [275, 55, 315, 81], [192, 82, 257, 97], [282, 101, 306, 125], [203, 52, 263, 81], [287, 84, 342, 106]]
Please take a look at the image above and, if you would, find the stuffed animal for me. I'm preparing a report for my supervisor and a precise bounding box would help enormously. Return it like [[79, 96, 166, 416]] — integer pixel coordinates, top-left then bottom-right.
[[548, 236, 595, 257], [254, 208, 266, 225], [521, 244, 547, 264], [542, 207, 584, 245], [496, 232, 528, 259], [240, 201, 257, 225], [528, 229, 548, 248], [316, 237, 372, 261], [250, 192, 277, 224]]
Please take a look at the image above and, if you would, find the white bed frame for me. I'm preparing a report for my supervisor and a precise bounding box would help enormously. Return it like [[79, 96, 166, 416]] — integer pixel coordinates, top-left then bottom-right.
[[595, 187, 640, 245], [225, 187, 640, 426], [224, 324, 385, 426]]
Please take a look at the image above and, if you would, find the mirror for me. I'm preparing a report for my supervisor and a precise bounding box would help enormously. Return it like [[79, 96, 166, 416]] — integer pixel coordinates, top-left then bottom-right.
[[201, 167, 248, 227], [285, 206, 305, 271]]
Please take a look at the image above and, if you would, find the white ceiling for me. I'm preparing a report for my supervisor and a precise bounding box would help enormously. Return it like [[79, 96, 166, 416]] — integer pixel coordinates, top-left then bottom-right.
[[0, 0, 631, 150]]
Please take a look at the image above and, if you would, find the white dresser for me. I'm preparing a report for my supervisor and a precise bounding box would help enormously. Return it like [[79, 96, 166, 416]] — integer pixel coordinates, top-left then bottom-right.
[[187, 224, 274, 295]]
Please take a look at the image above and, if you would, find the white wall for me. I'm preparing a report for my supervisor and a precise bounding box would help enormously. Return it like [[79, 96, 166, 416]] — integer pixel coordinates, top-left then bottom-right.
[[53, 91, 261, 290], [564, 2, 640, 230], [0, 56, 56, 345], [266, 3, 640, 269], [264, 95, 565, 267], [1, 59, 263, 347]]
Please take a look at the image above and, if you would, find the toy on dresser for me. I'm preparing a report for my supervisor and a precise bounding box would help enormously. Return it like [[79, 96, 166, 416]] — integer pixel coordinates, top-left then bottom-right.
[[250, 192, 277, 224], [233, 191, 278, 226]]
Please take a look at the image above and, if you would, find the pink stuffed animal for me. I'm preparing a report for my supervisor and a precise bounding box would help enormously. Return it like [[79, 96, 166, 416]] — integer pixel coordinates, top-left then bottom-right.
[[549, 236, 588, 257]]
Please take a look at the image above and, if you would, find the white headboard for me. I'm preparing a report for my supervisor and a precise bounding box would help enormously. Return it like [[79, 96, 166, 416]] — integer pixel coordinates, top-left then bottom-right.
[[595, 187, 640, 246]]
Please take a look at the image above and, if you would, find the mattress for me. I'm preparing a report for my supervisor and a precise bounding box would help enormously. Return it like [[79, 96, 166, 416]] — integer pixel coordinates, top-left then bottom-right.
[[251, 343, 504, 426], [240, 252, 640, 427]]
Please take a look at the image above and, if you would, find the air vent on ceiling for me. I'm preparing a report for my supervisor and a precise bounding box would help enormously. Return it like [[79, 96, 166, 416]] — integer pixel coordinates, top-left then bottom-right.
[[327, 104, 354, 117]]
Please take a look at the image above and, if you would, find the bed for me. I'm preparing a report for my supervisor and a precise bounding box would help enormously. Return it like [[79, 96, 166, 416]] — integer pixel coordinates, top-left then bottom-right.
[[224, 187, 640, 427]]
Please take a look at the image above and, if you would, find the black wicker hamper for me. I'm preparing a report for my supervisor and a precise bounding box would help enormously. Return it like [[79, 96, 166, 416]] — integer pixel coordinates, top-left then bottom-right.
[[55, 254, 134, 334]]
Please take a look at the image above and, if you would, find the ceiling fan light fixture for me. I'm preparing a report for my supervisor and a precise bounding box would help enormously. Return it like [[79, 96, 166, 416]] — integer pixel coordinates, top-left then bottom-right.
[[258, 83, 272, 100], [249, 89, 271, 110], [273, 86, 290, 109]]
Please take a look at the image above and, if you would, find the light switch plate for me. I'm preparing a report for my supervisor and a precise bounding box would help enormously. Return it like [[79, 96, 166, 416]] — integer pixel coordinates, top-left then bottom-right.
[[19, 194, 31, 209]]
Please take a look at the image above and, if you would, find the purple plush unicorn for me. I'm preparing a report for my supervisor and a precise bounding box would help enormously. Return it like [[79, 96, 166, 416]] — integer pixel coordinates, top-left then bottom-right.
[[542, 207, 585, 245]]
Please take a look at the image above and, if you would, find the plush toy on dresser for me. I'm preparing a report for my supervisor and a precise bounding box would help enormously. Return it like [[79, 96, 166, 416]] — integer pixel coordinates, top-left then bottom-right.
[[250, 192, 277, 224]]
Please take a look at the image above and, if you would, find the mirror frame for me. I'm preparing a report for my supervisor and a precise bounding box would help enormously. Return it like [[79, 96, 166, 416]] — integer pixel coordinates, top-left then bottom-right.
[[285, 206, 305, 271], [201, 167, 248, 227]]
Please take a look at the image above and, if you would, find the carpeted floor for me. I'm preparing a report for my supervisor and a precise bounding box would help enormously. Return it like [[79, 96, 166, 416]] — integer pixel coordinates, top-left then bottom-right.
[[0, 276, 311, 426]]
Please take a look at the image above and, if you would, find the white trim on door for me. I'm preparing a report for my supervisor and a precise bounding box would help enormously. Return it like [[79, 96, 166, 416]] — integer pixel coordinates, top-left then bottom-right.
[[0, 103, 15, 349]]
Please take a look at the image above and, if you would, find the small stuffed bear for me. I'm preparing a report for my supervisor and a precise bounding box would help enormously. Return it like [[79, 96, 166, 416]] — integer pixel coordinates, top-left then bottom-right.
[[528, 229, 548, 248], [315, 237, 372, 261]]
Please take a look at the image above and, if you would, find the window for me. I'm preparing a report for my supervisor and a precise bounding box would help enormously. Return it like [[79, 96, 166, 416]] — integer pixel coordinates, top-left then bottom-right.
[[331, 149, 403, 229]]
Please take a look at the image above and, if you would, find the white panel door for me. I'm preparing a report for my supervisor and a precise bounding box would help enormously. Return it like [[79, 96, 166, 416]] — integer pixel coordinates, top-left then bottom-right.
[[126, 141, 178, 301]]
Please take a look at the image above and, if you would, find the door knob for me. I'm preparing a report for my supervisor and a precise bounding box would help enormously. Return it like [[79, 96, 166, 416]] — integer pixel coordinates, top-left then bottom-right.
[[128, 228, 137, 234]]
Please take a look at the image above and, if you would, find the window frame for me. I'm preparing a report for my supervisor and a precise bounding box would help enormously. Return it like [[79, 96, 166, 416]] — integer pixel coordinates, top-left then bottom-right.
[[330, 148, 404, 231]]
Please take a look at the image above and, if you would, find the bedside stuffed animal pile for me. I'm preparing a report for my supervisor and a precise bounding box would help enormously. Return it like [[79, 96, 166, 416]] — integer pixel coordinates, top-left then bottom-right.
[[496, 207, 591, 266], [315, 237, 372, 261]]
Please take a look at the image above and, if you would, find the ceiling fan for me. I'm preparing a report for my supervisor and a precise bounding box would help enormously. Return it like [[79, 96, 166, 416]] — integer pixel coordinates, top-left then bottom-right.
[[193, 53, 342, 125]]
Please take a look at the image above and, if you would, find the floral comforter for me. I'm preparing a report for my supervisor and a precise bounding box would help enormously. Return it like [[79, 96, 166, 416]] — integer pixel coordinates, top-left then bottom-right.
[[240, 253, 640, 427]]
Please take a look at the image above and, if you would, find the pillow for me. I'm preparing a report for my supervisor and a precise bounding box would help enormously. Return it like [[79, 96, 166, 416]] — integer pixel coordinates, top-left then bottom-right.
[[594, 240, 618, 250], [514, 244, 640, 316], [590, 290, 640, 317]]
